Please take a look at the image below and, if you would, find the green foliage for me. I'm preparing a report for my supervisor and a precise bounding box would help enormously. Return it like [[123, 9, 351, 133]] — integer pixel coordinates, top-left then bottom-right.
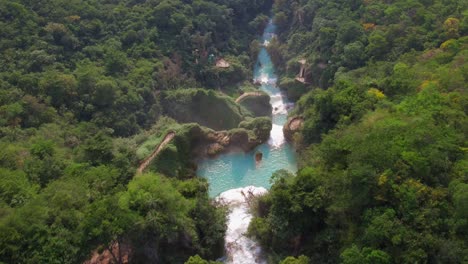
[[135, 117, 181, 160], [279, 77, 310, 101], [238, 91, 272, 116], [0, 0, 271, 136], [1, 0, 467, 263], [79, 131, 114, 166], [185, 254, 222, 264], [119, 174, 226, 262], [0, 0, 279, 262], [341, 245, 391, 264], [120, 174, 192, 237], [250, 15, 468, 262], [25, 140, 66, 187], [0, 168, 37, 207], [280, 255, 311, 264], [239, 117, 272, 142], [252, 90, 467, 261], [270, 0, 467, 88]]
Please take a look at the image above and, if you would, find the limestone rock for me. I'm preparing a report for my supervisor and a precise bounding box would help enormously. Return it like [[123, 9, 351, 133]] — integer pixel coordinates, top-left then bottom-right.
[[283, 116, 304, 142], [207, 143, 224, 156]]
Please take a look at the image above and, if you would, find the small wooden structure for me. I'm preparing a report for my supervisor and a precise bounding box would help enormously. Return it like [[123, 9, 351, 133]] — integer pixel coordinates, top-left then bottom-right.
[[216, 58, 230, 68], [295, 59, 308, 84]]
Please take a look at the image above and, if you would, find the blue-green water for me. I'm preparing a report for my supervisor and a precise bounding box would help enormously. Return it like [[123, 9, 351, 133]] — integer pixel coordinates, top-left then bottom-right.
[[197, 21, 298, 197]]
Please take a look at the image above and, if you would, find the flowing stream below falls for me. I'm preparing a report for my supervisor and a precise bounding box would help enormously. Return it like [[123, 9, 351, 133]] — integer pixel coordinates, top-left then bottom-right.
[[197, 20, 298, 264]]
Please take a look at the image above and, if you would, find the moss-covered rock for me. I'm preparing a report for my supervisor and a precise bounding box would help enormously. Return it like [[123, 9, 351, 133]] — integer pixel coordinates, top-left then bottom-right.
[[206, 143, 224, 156], [185, 122, 270, 159], [283, 116, 304, 143], [279, 77, 310, 101], [239, 117, 272, 142], [149, 124, 202, 179], [238, 91, 272, 117], [142, 116, 273, 176], [161, 88, 250, 130]]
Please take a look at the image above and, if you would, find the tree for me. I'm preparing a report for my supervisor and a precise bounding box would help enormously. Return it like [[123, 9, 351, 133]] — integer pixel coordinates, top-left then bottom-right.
[[337, 21, 364, 44], [105, 50, 128, 75], [79, 131, 114, 166], [0, 102, 23, 127], [342, 41, 366, 68], [249, 14, 269, 33], [366, 30, 388, 59], [30, 139, 54, 159], [39, 72, 77, 107], [92, 79, 118, 107], [119, 173, 194, 262], [81, 195, 139, 264], [274, 11, 289, 33], [280, 255, 310, 264], [443, 17, 460, 39], [185, 254, 221, 264], [341, 245, 391, 264], [25, 139, 65, 187], [0, 168, 37, 207]]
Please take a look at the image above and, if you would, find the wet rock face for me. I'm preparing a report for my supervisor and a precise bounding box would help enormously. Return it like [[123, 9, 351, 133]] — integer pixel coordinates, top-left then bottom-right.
[[229, 129, 262, 152], [207, 143, 225, 156], [229, 129, 250, 147], [206, 131, 230, 146], [239, 117, 272, 143], [283, 116, 304, 142]]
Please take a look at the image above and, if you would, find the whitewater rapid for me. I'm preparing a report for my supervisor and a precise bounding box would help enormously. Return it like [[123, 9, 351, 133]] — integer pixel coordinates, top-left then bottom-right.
[[216, 187, 268, 264]]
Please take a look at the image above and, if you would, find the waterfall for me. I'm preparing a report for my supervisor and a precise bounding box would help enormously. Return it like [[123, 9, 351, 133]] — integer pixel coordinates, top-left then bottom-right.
[[216, 187, 268, 264], [198, 19, 297, 263]]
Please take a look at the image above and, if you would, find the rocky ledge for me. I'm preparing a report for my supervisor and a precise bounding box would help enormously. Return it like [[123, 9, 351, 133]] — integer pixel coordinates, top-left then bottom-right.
[[283, 116, 304, 142], [190, 117, 272, 158]]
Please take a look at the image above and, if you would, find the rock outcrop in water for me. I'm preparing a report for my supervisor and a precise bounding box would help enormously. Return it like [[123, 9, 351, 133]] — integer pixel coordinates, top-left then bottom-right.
[[160, 88, 251, 131], [283, 116, 304, 142], [236, 91, 272, 117], [255, 152, 263, 163], [142, 117, 273, 178], [185, 117, 272, 158]]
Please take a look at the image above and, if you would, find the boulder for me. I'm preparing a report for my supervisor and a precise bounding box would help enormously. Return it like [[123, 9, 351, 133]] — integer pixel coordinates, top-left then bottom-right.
[[207, 143, 225, 156], [283, 116, 304, 142], [255, 151, 263, 162]]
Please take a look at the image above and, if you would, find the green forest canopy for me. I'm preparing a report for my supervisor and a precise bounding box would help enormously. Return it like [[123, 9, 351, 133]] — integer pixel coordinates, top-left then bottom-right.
[[0, 0, 467, 263], [248, 0, 467, 263]]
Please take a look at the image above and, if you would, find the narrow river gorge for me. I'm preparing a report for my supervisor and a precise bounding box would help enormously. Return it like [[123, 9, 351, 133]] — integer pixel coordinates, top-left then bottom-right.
[[197, 20, 298, 264]]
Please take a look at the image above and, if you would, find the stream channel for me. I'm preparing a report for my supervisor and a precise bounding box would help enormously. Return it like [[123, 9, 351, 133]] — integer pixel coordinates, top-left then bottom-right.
[[196, 20, 298, 264]]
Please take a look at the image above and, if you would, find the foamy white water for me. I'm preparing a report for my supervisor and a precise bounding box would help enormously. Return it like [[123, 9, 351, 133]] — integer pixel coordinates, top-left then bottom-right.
[[259, 74, 269, 84], [216, 187, 268, 264], [268, 124, 285, 148]]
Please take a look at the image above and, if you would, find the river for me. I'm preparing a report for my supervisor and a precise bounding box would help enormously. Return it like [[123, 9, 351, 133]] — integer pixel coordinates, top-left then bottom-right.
[[197, 20, 297, 263]]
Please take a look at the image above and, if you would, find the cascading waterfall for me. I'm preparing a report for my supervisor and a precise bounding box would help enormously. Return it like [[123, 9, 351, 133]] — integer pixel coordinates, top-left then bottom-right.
[[197, 20, 297, 263], [216, 186, 268, 264]]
